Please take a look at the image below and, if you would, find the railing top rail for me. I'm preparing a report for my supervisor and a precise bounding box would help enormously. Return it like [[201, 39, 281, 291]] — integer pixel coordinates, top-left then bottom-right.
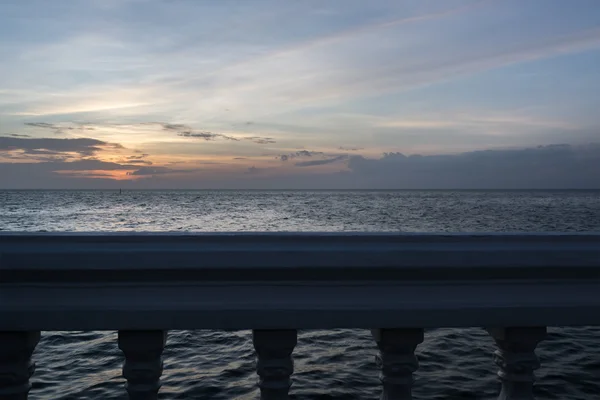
[[1, 232, 599, 273], [2, 232, 600, 330]]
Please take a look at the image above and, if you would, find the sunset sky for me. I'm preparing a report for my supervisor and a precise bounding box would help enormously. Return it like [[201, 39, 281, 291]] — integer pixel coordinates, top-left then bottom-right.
[[1, 0, 599, 188]]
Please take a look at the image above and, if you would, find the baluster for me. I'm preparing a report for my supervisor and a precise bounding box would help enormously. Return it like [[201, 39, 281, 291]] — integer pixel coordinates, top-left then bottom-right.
[[118, 330, 167, 400], [252, 329, 297, 400], [487, 327, 546, 400], [0, 331, 40, 400], [371, 328, 424, 400]]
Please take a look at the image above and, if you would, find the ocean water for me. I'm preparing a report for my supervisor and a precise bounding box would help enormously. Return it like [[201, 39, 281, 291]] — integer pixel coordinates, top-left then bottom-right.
[[1, 190, 600, 399]]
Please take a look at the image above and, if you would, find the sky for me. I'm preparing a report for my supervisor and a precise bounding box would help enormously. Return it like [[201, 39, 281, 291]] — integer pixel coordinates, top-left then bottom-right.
[[1, 0, 599, 188]]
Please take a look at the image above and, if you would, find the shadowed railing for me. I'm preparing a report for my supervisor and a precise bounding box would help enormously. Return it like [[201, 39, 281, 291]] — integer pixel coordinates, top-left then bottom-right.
[[1, 232, 600, 400]]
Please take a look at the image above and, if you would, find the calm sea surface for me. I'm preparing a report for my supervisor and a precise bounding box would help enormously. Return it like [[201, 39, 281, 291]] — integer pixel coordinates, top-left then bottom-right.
[[1, 190, 600, 399]]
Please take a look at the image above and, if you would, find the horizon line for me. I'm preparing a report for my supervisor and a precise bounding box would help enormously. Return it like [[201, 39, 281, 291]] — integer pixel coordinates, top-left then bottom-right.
[[1, 188, 599, 191]]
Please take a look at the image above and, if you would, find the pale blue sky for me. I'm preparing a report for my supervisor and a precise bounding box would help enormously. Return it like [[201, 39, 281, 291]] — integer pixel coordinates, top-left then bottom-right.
[[1, 0, 599, 188]]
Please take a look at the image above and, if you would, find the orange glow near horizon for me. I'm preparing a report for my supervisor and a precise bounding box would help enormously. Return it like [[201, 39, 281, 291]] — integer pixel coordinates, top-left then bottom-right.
[[54, 169, 140, 180]]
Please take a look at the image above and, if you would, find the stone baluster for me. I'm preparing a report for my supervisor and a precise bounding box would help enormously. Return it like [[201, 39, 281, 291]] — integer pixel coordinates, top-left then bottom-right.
[[252, 329, 297, 400], [118, 330, 167, 400], [0, 331, 40, 400], [487, 327, 547, 400], [371, 328, 424, 400]]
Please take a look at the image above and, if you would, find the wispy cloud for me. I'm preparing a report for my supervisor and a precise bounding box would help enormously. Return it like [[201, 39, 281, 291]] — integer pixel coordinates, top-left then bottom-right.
[[178, 130, 237, 141], [295, 155, 348, 167], [121, 153, 152, 165], [278, 150, 326, 161], [125, 159, 152, 165], [126, 166, 198, 176], [147, 122, 277, 144], [6, 0, 599, 125], [242, 136, 276, 144], [24, 122, 96, 135], [338, 146, 363, 151], [373, 113, 580, 132]]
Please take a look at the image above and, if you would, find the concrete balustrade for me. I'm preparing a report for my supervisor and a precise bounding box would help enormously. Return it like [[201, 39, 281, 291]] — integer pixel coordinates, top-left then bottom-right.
[[1, 232, 599, 399]]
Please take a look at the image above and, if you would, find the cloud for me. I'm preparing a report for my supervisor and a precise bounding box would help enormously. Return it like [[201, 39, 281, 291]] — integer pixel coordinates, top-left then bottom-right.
[[148, 121, 275, 143], [246, 166, 260, 174], [125, 159, 152, 165], [143, 122, 238, 141], [109, 153, 153, 165], [160, 123, 189, 131], [242, 136, 276, 144], [278, 150, 325, 161], [297, 150, 321, 157], [2, 2, 600, 188], [126, 154, 149, 160], [339, 146, 363, 151], [24, 122, 96, 134], [177, 130, 235, 141], [126, 166, 196, 176], [134, 10, 600, 126], [179, 130, 277, 144], [51, 159, 134, 171], [3, 1, 599, 160], [157, 122, 237, 140], [0, 136, 123, 157], [24, 122, 58, 130], [2, 142, 599, 189], [0, 159, 136, 179], [295, 154, 348, 167], [346, 143, 600, 188], [0, 155, 194, 186], [8, 134, 31, 138], [126, 166, 172, 175], [0, 157, 171, 187]]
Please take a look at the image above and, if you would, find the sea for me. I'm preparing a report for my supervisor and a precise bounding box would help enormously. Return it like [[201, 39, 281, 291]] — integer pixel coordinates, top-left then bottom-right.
[[1, 189, 600, 400]]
